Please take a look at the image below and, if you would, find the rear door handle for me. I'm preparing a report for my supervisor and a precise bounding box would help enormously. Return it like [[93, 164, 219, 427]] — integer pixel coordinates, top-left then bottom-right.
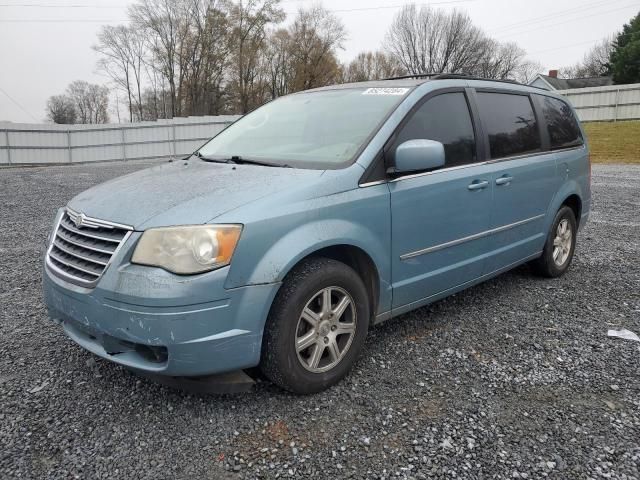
[[495, 175, 513, 186], [468, 180, 489, 191]]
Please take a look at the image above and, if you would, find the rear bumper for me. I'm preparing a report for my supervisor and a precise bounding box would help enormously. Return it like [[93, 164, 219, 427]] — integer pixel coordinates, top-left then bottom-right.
[[43, 262, 280, 376]]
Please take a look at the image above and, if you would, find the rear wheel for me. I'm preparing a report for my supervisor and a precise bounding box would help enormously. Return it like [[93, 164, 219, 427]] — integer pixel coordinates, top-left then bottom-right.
[[260, 257, 370, 394], [530, 205, 577, 277]]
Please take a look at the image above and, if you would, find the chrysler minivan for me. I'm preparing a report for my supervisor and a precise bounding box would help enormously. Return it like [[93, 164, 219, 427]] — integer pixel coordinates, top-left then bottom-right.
[[43, 74, 590, 394]]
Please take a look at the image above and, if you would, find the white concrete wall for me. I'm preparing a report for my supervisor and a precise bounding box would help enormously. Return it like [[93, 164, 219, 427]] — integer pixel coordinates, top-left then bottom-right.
[[557, 83, 640, 122], [4, 85, 639, 166], [0, 115, 240, 165]]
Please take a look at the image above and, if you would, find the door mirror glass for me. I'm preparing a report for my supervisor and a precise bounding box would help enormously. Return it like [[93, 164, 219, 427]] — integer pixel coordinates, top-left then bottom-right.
[[393, 139, 445, 173]]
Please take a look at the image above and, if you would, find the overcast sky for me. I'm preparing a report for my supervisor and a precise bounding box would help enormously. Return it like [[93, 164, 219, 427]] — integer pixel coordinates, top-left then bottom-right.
[[0, 0, 637, 123]]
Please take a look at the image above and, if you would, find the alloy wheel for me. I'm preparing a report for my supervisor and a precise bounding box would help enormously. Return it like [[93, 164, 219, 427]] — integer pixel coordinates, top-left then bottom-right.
[[294, 286, 357, 373], [552, 218, 572, 266]]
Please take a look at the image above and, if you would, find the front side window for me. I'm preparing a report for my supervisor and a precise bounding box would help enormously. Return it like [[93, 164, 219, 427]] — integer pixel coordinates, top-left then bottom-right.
[[197, 88, 410, 169], [392, 92, 476, 168], [476, 92, 541, 159], [539, 96, 583, 149]]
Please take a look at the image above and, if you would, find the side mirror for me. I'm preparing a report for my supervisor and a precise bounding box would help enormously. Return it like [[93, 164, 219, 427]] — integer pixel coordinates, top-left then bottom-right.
[[392, 139, 445, 173]]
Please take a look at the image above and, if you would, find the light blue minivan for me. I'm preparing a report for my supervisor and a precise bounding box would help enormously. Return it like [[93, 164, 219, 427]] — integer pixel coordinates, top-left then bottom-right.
[[43, 74, 590, 393]]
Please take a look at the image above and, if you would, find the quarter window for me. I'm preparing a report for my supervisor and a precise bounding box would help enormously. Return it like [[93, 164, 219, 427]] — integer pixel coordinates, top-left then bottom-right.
[[476, 92, 541, 159], [539, 96, 583, 149], [393, 92, 476, 168]]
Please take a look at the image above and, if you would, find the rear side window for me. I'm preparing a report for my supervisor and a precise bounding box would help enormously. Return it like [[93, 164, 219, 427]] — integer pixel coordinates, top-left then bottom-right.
[[476, 92, 541, 159], [539, 96, 583, 149], [393, 92, 476, 168]]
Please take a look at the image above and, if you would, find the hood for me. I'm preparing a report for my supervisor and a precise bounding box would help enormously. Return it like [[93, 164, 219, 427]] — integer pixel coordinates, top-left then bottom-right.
[[68, 160, 325, 229]]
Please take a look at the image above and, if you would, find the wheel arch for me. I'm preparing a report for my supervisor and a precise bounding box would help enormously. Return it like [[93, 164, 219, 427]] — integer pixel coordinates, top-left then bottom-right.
[[226, 218, 391, 318], [561, 193, 582, 227], [545, 180, 585, 232], [285, 244, 381, 320]]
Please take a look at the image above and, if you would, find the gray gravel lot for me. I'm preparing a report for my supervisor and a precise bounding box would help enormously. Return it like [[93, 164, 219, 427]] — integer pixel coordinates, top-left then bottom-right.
[[1, 160, 639, 479]]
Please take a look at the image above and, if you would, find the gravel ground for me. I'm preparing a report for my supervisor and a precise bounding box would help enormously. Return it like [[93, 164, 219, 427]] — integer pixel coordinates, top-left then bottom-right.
[[0, 160, 639, 479]]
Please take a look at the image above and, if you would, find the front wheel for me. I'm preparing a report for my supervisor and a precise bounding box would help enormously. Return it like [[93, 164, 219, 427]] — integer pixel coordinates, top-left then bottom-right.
[[530, 205, 577, 278], [260, 257, 370, 394]]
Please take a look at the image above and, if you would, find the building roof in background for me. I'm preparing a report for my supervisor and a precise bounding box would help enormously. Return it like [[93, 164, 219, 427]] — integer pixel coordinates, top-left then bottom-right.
[[531, 74, 613, 90]]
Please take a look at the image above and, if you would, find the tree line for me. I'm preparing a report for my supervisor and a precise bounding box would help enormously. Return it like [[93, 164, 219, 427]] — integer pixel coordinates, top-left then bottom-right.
[[45, 1, 640, 125], [560, 11, 640, 82]]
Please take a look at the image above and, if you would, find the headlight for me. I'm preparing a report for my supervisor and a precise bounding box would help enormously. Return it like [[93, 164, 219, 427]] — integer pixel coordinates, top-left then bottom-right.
[[131, 225, 242, 274]]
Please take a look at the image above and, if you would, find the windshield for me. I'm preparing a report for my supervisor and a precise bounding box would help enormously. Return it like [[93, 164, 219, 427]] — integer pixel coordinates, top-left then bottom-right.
[[197, 87, 410, 169]]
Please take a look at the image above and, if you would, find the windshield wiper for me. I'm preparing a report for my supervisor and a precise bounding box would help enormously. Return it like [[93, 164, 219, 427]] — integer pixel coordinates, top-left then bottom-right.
[[228, 155, 290, 167], [192, 151, 230, 163], [195, 151, 290, 168]]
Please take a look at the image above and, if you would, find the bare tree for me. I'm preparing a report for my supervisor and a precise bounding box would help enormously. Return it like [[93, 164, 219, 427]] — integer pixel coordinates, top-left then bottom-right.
[[384, 5, 489, 75], [228, 0, 284, 113], [94, 25, 146, 122], [181, 0, 232, 115], [66, 81, 110, 124], [264, 28, 292, 99], [560, 37, 613, 78], [263, 6, 346, 99], [46, 95, 77, 124], [474, 41, 527, 80], [130, 0, 192, 117], [286, 4, 346, 91], [343, 51, 406, 82], [384, 5, 538, 80], [89, 0, 545, 120], [513, 59, 544, 84], [142, 37, 172, 119]]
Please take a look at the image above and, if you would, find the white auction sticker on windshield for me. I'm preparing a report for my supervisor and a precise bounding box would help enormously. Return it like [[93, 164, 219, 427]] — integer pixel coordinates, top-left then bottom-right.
[[362, 87, 409, 95]]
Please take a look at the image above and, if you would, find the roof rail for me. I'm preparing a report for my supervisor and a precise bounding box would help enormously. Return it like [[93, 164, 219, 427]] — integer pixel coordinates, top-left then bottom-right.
[[384, 72, 527, 87], [433, 73, 522, 85], [382, 73, 441, 80]]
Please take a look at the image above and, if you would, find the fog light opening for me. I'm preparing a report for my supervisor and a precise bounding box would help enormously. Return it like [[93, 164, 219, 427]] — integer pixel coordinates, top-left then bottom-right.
[[135, 344, 168, 364]]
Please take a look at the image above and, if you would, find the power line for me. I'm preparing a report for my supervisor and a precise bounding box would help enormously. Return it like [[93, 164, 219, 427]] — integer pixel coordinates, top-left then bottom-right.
[[289, 0, 474, 14], [0, 0, 474, 19], [527, 37, 606, 56], [495, 2, 638, 40], [488, 0, 616, 34], [0, 0, 628, 37], [0, 0, 466, 5], [0, 18, 128, 22], [0, 86, 38, 122], [0, 0, 311, 3], [0, 3, 127, 6]]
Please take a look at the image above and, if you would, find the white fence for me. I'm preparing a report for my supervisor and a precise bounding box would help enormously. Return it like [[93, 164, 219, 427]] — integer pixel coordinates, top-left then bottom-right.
[[3, 84, 639, 166], [0, 115, 239, 165], [558, 83, 640, 122]]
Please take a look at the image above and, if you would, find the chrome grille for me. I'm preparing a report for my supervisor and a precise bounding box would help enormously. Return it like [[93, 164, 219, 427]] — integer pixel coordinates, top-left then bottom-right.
[[46, 208, 132, 287]]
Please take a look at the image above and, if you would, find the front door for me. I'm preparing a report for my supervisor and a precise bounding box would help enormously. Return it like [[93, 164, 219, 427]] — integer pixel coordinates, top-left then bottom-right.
[[389, 90, 493, 311]]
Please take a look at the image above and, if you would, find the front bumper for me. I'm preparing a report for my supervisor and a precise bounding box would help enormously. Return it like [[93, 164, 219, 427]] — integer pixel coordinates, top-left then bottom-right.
[[43, 259, 280, 377]]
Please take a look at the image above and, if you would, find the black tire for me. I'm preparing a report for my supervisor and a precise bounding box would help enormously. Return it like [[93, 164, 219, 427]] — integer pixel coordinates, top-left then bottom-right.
[[530, 205, 577, 278], [260, 257, 370, 394]]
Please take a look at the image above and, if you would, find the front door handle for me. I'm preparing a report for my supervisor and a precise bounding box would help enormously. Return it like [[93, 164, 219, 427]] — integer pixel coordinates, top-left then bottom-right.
[[468, 180, 489, 191], [495, 175, 513, 186]]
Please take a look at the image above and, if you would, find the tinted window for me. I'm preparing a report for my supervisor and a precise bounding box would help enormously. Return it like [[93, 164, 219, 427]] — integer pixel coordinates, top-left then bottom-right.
[[393, 92, 476, 168], [476, 92, 541, 159], [539, 96, 583, 149]]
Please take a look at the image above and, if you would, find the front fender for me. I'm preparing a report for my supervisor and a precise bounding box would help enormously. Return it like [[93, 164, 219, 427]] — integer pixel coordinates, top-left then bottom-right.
[[228, 219, 391, 313], [223, 184, 392, 314], [254, 219, 388, 283]]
